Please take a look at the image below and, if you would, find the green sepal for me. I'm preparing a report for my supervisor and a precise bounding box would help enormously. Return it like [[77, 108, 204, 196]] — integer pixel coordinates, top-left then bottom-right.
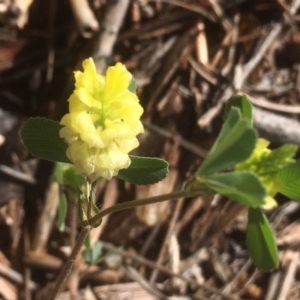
[[247, 207, 279, 271], [128, 77, 137, 93], [78, 192, 101, 228]]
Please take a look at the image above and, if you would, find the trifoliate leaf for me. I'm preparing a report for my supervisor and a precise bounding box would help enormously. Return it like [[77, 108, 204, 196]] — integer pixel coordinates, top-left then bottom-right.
[[196, 108, 257, 176], [215, 106, 242, 146], [202, 171, 266, 207], [224, 94, 253, 123], [247, 207, 279, 271], [118, 156, 169, 185]]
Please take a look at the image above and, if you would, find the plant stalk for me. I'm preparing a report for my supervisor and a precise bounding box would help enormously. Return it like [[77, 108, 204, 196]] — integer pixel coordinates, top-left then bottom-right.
[[47, 226, 91, 300], [48, 188, 207, 299], [84, 189, 207, 227]]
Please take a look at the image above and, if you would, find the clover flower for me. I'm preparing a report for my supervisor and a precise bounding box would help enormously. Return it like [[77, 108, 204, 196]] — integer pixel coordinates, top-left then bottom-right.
[[235, 138, 297, 209], [59, 58, 144, 181]]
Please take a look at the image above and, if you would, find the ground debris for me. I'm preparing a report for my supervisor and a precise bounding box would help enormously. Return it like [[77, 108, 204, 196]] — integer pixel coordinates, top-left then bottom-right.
[[1, 1, 300, 299]]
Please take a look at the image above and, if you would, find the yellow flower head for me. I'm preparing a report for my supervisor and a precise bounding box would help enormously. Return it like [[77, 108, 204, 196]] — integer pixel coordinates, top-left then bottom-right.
[[59, 58, 144, 181], [235, 138, 297, 210]]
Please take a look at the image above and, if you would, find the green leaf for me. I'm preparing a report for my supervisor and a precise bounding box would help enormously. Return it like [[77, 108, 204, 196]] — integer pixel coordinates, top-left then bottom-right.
[[268, 144, 297, 165], [247, 207, 279, 271], [82, 241, 103, 265], [279, 161, 300, 200], [117, 156, 169, 185], [21, 118, 71, 163], [202, 171, 266, 207], [259, 144, 298, 177], [214, 107, 241, 147], [224, 94, 253, 123], [197, 108, 257, 175], [58, 191, 67, 232]]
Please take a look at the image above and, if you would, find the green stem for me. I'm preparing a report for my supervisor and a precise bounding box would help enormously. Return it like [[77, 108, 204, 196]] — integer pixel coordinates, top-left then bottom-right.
[[84, 189, 208, 227], [86, 179, 92, 219], [48, 188, 208, 299], [47, 225, 91, 300]]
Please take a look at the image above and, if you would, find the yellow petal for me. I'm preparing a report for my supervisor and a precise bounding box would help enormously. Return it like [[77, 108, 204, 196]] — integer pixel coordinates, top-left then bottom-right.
[[59, 58, 144, 181], [261, 195, 278, 210]]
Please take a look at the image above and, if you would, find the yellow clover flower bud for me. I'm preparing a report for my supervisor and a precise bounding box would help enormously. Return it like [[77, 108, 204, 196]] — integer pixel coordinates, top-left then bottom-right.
[[235, 138, 279, 210], [59, 58, 144, 181]]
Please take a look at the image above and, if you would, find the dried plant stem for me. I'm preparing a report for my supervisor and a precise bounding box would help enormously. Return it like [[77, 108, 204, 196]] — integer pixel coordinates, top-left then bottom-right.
[[47, 225, 91, 300]]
